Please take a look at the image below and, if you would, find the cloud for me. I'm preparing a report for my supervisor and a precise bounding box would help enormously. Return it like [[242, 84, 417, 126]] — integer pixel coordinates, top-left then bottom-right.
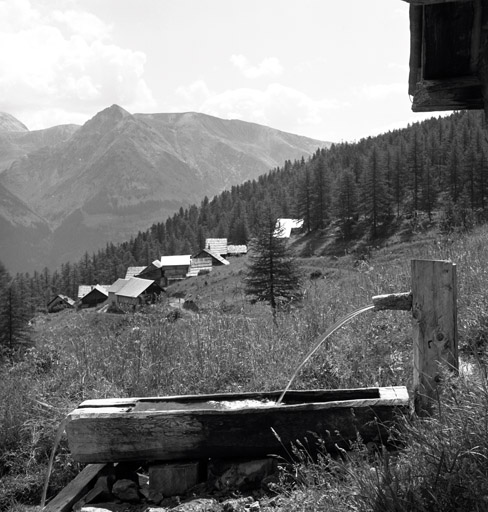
[[353, 83, 406, 100], [0, 0, 155, 129], [230, 54, 283, 79], [174, 80, 343, 139]]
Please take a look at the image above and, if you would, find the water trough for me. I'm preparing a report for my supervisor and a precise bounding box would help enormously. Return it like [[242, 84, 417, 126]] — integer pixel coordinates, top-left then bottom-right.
[[66, 386, 409, 463]]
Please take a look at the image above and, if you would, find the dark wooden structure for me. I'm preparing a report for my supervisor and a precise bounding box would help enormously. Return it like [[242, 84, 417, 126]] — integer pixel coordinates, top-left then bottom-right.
[[78, 285, 108, 309], [404, 0, 488, 116], [47, 294, 75, 313], [65, 386, 408, 463]]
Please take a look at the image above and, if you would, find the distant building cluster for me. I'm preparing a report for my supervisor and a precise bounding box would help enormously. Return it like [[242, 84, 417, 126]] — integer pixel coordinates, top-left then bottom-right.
[[47, 238, 248, 313]]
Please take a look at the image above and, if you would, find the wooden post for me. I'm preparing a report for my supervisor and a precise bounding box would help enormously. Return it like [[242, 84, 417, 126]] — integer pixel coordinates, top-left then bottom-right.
[[411, 259, 458, 415]]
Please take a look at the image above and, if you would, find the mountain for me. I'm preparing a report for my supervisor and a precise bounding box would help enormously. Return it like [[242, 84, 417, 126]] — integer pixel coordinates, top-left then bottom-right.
[[0, 105, 329, 272], [0, 120, 80, 174], [0, 112, 28, 132], [0, 181, 51, 272]]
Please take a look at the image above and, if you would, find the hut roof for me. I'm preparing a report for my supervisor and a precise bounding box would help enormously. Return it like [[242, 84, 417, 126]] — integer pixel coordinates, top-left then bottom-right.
[[404, 0, 488, 113], [47, 294, 75, 308], [205, 238, 228, 255], [196, 248, 230, 265], [159, 255, 191, 267], [108, 278, 130, 294], [275, 218, 303, 238], [125, 266, 147, 279], [116, 277, 156, 299]]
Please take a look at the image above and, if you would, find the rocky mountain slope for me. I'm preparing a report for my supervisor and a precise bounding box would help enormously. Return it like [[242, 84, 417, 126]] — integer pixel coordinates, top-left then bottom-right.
[[0, 105, 329, 272]]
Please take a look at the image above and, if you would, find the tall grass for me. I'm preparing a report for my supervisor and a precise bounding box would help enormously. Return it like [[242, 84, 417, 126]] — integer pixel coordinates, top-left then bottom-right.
[[4, 225, 488, 509]]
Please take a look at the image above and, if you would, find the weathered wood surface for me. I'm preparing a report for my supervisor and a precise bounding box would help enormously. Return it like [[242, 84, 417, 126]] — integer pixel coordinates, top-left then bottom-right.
[[411, 260, 458, 415], [411, 77, 483, 112], [43, 463, 107, 512], [372, 292, 412, 311], [66, 387, 409, 463]]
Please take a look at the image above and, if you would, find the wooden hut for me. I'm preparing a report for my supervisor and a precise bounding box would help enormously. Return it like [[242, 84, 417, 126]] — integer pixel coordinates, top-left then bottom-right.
[[115, 278, 163, 308], [79, 285, 109, 309], [158, 255, 192, 286], [404, 0, 488, 116], [47, 294, 75, 313], [189, 249, 229, 275]]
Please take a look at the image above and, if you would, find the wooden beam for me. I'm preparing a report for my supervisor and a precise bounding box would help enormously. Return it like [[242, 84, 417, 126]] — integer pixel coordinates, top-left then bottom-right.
[[411, 260, 458, 415], [372, 292, 412, 311], [43, 463, 107, 512], [412, 76, 483, 111]]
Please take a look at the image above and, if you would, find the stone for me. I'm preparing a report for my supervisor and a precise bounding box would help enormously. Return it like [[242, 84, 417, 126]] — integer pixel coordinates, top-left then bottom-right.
[[171, 498, 221, 511], [221, 497, 254, 512], [208, 459, 277, 492], [149, 461, 202, 502], [111, 478, 141, 503]]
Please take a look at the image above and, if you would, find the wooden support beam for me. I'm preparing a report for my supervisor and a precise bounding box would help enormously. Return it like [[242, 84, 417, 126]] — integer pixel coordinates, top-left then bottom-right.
[[372, 292, 412, 311], [411, 259, 458, 415], [43, 463, 107, 512]]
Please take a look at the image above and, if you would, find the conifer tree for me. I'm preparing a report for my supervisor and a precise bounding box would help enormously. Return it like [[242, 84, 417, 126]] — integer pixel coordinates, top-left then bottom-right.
[[361, 145, 391, 237], [244, 206, 301, 317], [333, 169, 358, 239]]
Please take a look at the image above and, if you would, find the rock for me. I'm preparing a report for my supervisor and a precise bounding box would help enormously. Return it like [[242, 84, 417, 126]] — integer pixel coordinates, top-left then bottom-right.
[[221, 497, 255, 512], [111, 478, 141, 503], [148, 461, 203, 502], [171, 497, 221, 511], [208, 459, 277, 491]]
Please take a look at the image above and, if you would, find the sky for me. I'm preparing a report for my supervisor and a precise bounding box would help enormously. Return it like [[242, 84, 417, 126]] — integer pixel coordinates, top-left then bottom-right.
[[0, 0, 447, 144]]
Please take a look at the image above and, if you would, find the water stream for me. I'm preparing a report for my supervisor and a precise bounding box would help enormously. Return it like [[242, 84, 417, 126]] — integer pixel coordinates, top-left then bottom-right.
[[277, 304, 375, 405]]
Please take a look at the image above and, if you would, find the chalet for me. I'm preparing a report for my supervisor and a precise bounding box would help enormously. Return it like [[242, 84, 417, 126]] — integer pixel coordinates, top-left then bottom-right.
[[107, 278, 130, 305], [114, 277, 163, 308], [189, 248, 230, 276], [205, 238, 228, 256], [275, 218, 304, 238], [47, 294, 75, 313], [79, 285, 109, 309], [158, 255, 192, 286], [404, 0, 488, 116]]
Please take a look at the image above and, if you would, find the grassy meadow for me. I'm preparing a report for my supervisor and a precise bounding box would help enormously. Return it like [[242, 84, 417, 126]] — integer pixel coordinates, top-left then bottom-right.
[[3, 224, 488, 510]]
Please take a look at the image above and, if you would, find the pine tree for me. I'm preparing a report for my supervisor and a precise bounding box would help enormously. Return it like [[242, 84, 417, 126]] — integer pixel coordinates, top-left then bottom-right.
[[0, 266, 32, 360], [361, 145, 391, 237], [333, 169, 358, 239], [244, 207, 301, 317]]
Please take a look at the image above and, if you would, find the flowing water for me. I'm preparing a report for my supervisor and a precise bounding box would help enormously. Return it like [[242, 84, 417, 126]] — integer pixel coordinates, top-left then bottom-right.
[[277, 304, 375, 405]]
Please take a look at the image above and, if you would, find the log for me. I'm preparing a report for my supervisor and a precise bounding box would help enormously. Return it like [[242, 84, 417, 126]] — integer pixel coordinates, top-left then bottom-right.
[[411, 260, 458, 415], [65, 387, 409, 463]]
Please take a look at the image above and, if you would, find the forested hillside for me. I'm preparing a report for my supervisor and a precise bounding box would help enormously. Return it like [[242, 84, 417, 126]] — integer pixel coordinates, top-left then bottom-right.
[[2, 110, 487, 335]]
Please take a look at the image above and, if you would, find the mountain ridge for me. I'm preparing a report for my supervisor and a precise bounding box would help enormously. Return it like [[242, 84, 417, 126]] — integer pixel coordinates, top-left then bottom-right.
[[0, 105, 329, 272]]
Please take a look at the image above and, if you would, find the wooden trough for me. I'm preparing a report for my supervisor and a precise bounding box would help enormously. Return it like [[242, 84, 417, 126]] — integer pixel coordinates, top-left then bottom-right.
[[66, 386, 409, 463]]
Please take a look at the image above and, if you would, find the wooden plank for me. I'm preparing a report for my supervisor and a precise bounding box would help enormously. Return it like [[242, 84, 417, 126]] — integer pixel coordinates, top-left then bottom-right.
[[43, 463, 107, 512], [412, 260, 458, 415], [66, 387, 409, 463]]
